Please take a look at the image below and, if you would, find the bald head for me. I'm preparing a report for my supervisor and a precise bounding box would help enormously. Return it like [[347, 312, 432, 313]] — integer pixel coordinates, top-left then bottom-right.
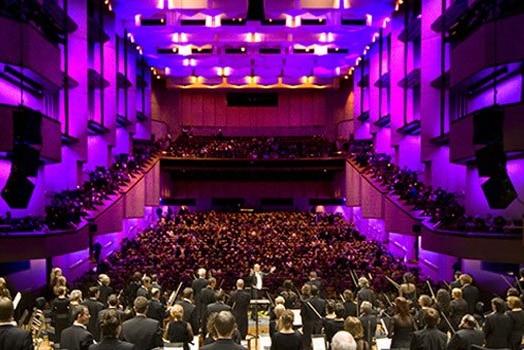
[[331, 331, 357, 350]]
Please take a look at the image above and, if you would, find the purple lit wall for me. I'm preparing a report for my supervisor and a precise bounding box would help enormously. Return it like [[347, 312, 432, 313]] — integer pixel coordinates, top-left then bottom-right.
[[468, 75, 522, 113]]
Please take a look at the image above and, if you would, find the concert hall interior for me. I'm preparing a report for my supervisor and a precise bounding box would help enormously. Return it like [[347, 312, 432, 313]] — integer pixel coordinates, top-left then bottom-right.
[[0, 0, 523, 336]]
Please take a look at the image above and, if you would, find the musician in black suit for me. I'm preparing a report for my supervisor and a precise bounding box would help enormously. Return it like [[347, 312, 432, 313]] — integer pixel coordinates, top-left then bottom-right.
[[146, 288, 167, 325], [201, 311, 246, 350], [97, 274, 113, 307], [176, 287, 198, 335], [82, 286, 105, 342], [248, 263, 275, 299], [410, 308, 447, 350], [356, 277, 376, 307], [300, 284, 326, 350], [205, 291, 231, 336], [192, 268, 209, 331], [459, 274, 479, 315], [200, 277, 217, 332], [121, 296, 163, 350], [227, 279, 251, 339], [482, 297, 512, 349], [89, 309, 136, 350], [447, 314, 484, 350], [0, 297, 33, 350], [60, 305, 94, 350], [98, 294, 125, 324]]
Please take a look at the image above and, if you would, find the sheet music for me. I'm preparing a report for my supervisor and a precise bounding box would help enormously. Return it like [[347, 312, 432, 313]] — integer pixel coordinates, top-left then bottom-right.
[[290, 309, 302, 326], [258, 333, 271, 350], [312, 335, 326, 350]]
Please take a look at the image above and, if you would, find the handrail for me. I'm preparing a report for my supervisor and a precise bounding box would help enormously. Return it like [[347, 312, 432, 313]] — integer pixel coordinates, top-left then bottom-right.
[[346, 157, 522, 238], [0, 157, 160, 238]]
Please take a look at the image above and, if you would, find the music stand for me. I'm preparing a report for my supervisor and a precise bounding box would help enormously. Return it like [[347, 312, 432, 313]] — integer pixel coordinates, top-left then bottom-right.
[[249, 298, 270, 350]]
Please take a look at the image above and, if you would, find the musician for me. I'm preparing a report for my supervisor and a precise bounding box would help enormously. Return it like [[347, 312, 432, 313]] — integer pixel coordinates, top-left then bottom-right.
[[52, 285, 71, 343], [446, 314, 484, 350], [227, 279, 250, 339], [201, 311, 246, 350], [97, 294, 125, 324], [0, 296, 33, 350], [410, 308, 447, 350], [121, 296, 163, 350], [60, 305, 94, 350], [97, 274, 113, 307], [270, 310, 302, 350], [459, 274, 479, 315], [306, 271, 324, 298], [204, 291, 231, 337], [176, 288, 198, 335], [166, 304, 193, 350], [356, 277, 376, 307], [399, 273, 417, 304], [331, 331, 357, 350], [358, 301, 377, 347], [0, 277, 11, 299], [342, 290, 358, 318], [82, 286, 105, 341], [146, 288, 167, 324], [506, 296, 524, 350], [192, 268, 209, 332], [200, 278, 217, 333], [482, 297, 512, 349], [88, 309, 136, 350], [300, 284, 326, 350], [450, 288, 468, 331], [248, 263, 276, 299]]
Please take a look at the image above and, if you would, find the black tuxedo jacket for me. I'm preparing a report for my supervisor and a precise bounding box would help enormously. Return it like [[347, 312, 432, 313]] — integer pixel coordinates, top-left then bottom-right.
[[121, 315, 163, 350], [59, 324, 94, 350], [88, 337, 137, 350], [0, 324, 34, 350], [83, 298, 105, 341], [176, 299, 198, 334]]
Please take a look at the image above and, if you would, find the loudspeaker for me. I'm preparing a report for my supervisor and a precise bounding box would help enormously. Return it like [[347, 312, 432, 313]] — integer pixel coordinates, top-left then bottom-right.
[[475, 144, 506, 177], [11, 143, 40, 177], [13, 108, 42, 145], [247, 0, 265, 21], [473, 107, 503, 145], [481, 172, 517, 209], [1, 173, 35, 208]]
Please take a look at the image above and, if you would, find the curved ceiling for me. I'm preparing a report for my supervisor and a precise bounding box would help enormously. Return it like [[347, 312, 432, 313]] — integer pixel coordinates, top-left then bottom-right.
[[113, 0, 396, 88]]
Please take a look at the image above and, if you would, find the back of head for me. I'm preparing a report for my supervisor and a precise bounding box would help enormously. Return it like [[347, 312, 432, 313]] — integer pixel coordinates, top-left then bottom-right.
[[459, 274, 473, 285], [236, 279, 244, 289], [72, 305, 87, 322], [335, 303, 346, 319], [418, 295, 433, 308], [491, 297, 505, 313], [198, 268, 206, 278], [107, 294, 119, 307], [310, 284, 319, 297], [424, 308, 440, 328], [182, 287, 193, 300], [343, 289, 354, 302], [360, 301, 372, 314], [459, 314, 479, 330], [214, 310, 236, 338], [280, 309, 294, 329], [134, 296, 149, 314], [99, 309, 121, 337], [274, 304, 286, 318], [0, 297, 14, 322], [331, 330, 357, 350], [344, 316, 364, 340], [170, 304, 184, 320], [507, 296, 522, 310], [88, 286, 99, 298]]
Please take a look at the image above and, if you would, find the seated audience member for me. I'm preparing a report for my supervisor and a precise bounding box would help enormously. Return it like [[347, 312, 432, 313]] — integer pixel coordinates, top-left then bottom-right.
[[0, 296, 33, 350], [60, 305, 94, 350], [270, 309, 302, 350], [201, 311, 246, 350], [88, 309, 136, 350]]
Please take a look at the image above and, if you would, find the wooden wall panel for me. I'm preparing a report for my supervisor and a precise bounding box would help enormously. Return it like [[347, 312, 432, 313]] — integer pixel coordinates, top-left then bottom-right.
[[124, 179, 145, 218], [345, 162, 361, 206], [361, 177, 385, 218], [145, 162, 160, 206]]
